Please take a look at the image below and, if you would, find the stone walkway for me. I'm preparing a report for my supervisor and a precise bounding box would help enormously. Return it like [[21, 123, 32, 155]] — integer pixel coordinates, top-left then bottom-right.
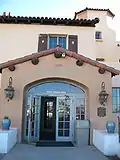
[[1, 144, 108, 160]]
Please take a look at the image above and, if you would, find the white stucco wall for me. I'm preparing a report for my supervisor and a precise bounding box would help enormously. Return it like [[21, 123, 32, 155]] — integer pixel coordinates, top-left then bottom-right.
[[0, 10, 120, 90], [93, 129, 120, 156], [76, 10, 119, 62], [0, 11, 119, 63], [87, 11, 117, 62], [0, 24, 96, 63], [105, 62, 120, 87], [87, 11, 108, 26]]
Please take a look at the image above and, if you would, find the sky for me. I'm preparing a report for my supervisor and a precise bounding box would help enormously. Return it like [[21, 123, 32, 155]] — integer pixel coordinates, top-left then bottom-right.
[[0, 0, 120, 40]]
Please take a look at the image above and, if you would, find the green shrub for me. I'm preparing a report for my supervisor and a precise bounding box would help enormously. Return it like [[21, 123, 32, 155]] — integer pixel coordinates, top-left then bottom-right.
[[4, 116, 9, 119]]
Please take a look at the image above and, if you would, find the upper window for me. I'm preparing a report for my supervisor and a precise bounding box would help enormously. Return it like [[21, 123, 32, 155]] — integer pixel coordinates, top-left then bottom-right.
[[49, 36, 66, 49], [95, 31, 102, 39], [112, 88, 120, 113]]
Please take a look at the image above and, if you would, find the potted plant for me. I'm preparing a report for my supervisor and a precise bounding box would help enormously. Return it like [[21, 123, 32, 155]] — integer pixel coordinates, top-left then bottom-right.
[[2, 116, 11, 130], [106, 121, 115, 133]]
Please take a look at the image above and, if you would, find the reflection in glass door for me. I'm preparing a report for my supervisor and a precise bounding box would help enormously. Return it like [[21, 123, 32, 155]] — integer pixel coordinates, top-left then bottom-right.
[[24, 94, 41, 142], [56, 96, 73, 141]]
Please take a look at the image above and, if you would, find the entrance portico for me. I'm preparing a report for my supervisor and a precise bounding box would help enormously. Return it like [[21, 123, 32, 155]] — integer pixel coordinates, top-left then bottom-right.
[[0, 47, 119, 144]]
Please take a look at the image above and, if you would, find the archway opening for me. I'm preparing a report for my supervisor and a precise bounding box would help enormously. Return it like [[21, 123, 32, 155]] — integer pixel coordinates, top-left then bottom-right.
[[23, 80, 86, 143]]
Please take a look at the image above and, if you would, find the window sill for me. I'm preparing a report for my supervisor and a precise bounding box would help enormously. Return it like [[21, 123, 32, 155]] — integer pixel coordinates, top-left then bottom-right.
[[96, 39, 103, 42]]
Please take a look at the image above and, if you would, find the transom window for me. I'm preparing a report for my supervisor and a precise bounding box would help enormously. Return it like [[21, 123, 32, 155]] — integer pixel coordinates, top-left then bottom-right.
[[112, 88, 120, 113], [28, 81, 84, 94], [95, 31, 102, 39], [49, 36, 66, 49]]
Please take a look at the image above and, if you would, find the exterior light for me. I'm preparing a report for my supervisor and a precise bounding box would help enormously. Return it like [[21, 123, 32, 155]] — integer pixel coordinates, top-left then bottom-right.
[[4, 77, 14, 101], [99, 82, 109, 106]]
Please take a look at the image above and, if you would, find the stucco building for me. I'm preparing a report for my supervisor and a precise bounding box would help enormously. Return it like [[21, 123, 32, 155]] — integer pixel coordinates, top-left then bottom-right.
[[0, 8, 120, 144]]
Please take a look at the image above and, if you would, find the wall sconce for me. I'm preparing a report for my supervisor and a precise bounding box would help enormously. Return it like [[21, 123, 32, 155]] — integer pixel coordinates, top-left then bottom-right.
[[99, 82, 109, 106], [4, 77, 14, 101]]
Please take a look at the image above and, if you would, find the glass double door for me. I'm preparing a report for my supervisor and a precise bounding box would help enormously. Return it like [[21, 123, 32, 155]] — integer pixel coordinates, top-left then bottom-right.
[[24, 95, 73, 142]]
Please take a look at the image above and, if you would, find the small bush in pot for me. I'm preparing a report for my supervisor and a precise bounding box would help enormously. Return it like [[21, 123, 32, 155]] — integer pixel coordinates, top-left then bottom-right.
[[2, 116, 11, 130]]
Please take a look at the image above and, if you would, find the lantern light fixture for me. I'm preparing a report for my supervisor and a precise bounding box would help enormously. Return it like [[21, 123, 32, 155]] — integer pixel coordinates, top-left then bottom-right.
[[99, 82, 109, 106], [4, 77, 14, 101]]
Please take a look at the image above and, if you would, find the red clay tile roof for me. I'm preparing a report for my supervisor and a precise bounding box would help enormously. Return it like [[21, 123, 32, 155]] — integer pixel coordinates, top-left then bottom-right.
[[0, 15, 99, 27], [0, 47, 119, 76], [75, 7, 115, 18]]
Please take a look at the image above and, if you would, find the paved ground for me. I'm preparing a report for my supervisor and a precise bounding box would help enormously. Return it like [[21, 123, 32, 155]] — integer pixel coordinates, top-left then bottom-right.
[[0, 154, 4, 160], [1, 144, 108, 160]]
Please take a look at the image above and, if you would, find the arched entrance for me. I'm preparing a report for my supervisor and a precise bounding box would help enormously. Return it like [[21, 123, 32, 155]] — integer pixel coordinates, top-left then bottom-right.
[[23, 80, 86, 143]]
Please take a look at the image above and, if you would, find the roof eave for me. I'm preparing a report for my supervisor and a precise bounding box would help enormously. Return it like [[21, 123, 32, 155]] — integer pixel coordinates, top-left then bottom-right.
[[0, 47, 119, 76], [75, 8, 115, 18], [0, 16, 99, 27]]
